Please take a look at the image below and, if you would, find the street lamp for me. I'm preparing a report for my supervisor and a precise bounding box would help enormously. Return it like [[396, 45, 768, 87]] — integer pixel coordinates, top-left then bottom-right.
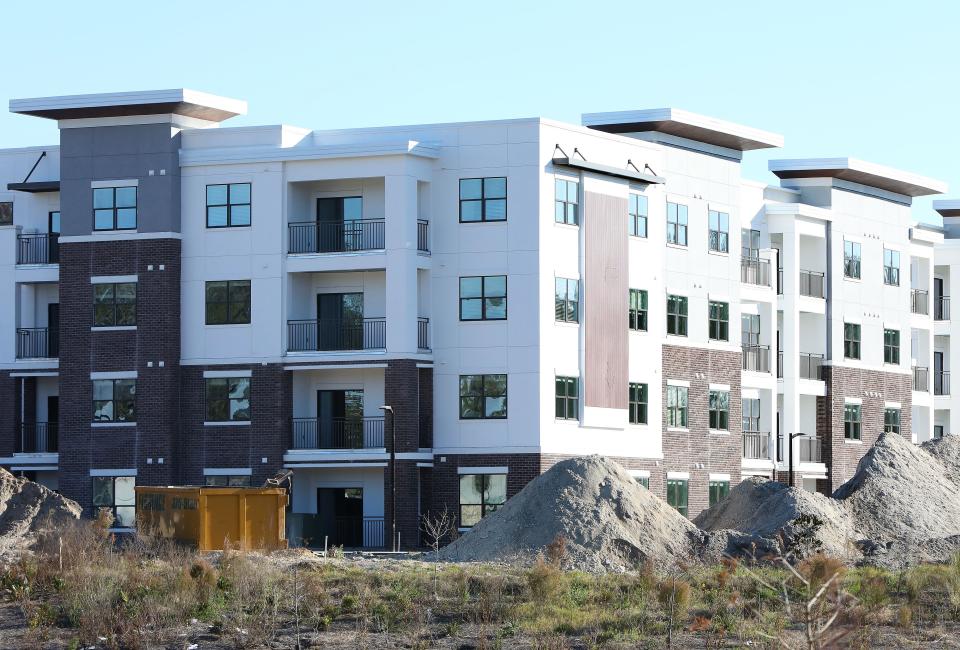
[[379, 405, 396, 551], [787, 432, 806, 488]]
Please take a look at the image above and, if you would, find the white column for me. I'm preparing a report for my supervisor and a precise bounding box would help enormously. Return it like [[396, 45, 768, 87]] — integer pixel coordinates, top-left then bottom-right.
[[780, 227, 802, 466], [384, 174, 419, 354]]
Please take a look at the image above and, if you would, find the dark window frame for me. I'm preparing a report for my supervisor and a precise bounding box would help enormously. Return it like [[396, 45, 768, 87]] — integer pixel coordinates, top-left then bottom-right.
[[629, 193, 648, 237], [884, 328, 900, 365], [555, 376, 579, 420], [205, 377, 251, 422], [667, 385, 688, 428], [92, 475, 136, 528], [708, 300, 729, 341], [459, 275, 507, 321], [884, 407, 900, 435], [459, 473, 507, 528], [667, 294, 688, 336], [709, 480, 730, 507], [708, 210, 729, 253], [844, 403, 862, 440], [205, 280, 252, 325], [629, 382, 648, 425], [555, 277, 579, 323], [459, 177, 507, 223], [667, 201, 688, 246], [629, 289, 648, 332], [708, 390, 730, 430], [0, 201, 11, 226], [459, 374, 508, 419], [883, 248, 900, 286], [667, 479, 688, 517], [206, 182, 252, 228], [93, 186, 138, 231], [844, 322, 861, 360], [844, 240, 862, 279], [205, 474, 252, 487], [554, 179, 579, 226], [92, 282, 137, 327], [92, 378, 136, 423]]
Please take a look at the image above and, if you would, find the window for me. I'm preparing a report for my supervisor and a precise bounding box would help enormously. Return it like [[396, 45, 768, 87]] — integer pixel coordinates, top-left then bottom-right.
[[206, 183, 251, 228], [460, 177, 507, 222], [667, 385, 688, 428], [0, 202, 11, 226], [844, 240, 861, 279], [634, 476, 650, 489], [708, 210, 729, 253], [554, 179, 579, 225], [629, 194, 648, 237], [884, 329, 900, 365], [93, 379, 136, 422], [459, 473, 506, 527], [844, 403, 862, 441], [935, 425, 945, 440], [205, 475, 252, 487], [883, 249, 900, 286], [555, 278, 579, 323], [667, 202, 688, 246], [709, 480, 730, 507], [709, 390, 729, 430], [205, 280, 251, 325], [742, 229, 761, 260], [667, 479, 688, 517], [629, 289, 648, 331], [93, 283, 136, 327], [92, 476, 135, 528], [884, 408, 901, 435], [93, 186, 137, 231], [629, 383, 648, 425], [555, 376, 579, 420], [459, 374, 507, 419], [205, 377, 251, 422], [708, 301, 729, 341], [459, 276, 507, 321], [741, 314, 760, 346], [742, 397, 760, 432], [667, 295, 688, 336], [844, 323, 861, 360]]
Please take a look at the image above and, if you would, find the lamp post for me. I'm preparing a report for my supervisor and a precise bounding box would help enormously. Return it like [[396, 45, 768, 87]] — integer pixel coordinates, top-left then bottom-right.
[[379, 405, 396, 551], [787, 431, 805, 488]]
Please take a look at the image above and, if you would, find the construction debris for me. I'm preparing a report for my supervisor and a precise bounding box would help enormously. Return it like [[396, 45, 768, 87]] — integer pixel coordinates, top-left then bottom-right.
[[0, 468, 81, 559]]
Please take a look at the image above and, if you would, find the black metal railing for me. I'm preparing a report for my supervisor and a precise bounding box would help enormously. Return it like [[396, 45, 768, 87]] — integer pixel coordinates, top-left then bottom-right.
[[18, 422, 58, 453], [936, 296, 951, 321], [332, 516, 386, 549], [799, 270, 825, 298], [291, 416, 385, 449], [912, 289, 930, 316], [287, 318, 386, 352], [914, 366, 929, 392], [16, 327, 57, 359], [16, 233, 59, 265], [798, 436, 822, 463], [935, 371, 951, 396], [799, 353, 824, 381], [742, 432, 770, 460], [417, 220, 430, 253], [742, 344, 770, 373], [418, 317, 430, 351], [741, 258, 771, 287], [288, 219, 386, 254]]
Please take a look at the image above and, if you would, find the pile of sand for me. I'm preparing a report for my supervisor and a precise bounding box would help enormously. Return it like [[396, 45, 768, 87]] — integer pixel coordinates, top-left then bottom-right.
[[0, 468, 81, 558], [438, 456, 703, 572]]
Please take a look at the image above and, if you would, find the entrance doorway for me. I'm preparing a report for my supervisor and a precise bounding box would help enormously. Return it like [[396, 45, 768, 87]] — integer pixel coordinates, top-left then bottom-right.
[[316, 293, 363, 350], [317, 389, 364, 448], [311, 487, 364, 547]]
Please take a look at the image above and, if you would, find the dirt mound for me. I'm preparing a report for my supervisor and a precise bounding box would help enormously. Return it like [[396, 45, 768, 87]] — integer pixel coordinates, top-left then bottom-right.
[[921, 434, 960, 487], [438, 456, 702, 572], [0, 468, 81, 557], [695, 477, 856, 559]]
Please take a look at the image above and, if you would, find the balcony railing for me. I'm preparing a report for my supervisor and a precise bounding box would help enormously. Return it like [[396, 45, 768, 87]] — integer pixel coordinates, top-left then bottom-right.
[[799, 353, 824, 381], [288, 219, 386, 254], [18, 422, 58, 453], [334, 516, 385, 549], [16, 233, 59, 265], [291, 416, 385, 449], [935, 371, 951, 396], [287, 318, 386, 352], [799, 270, 825, 298], [743, 431, 770, 460], [742, 344, 770, 373], [417, 220, 430, 253], [740, 258, 771, 287], [16, 328, 58, 359], [936, 296, 951, 321], [911, 289, 930, 316], [914, 366, 929, 392], [798, 435, 822, 463], [418, 317, 430, 351]]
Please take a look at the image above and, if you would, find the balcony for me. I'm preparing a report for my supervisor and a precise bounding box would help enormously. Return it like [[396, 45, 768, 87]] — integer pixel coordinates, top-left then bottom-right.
[[291, 416, 385, 450], [914, 366, 929, 392], [743, 431, 770, 460], [799, 270, 825, 298], [912, 289, 930, 316], [799, 353, 824, 381], [287, 318, 386, 352], [16, 233, 59, 265], [936, 296, 951, 321], [417, 220, 430, 253], [741, 258, 771, 287], [418, 317, 430, 352], [16, 328, 58, 359], [798, 435, 822, 463], [935, 371, 951, 396], [742, 345, 770, 373], [288, 220, 385, 254], [17, 422, 58, 453]]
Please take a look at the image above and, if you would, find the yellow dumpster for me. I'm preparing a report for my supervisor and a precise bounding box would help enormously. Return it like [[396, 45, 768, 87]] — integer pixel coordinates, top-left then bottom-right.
[[135, 486, 289, 551]]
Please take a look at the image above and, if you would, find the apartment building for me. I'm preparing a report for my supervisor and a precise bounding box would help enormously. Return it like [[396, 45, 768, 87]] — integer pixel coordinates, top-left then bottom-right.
[[0, 89, 949, 548]]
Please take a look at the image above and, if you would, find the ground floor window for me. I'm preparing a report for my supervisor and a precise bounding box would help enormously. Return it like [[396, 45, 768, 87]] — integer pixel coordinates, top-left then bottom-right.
[[205, 474, 251, 487], [666, 479, 688, 517], [459, 473, 507, 528], [92, 476, 135, 527], [844, 403, 862, 440], [708, 480, 730, 507], [935, 425, 945, 439]]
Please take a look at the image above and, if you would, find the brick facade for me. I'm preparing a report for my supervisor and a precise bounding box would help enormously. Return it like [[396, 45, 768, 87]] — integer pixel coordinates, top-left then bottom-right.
[[0, 372, 19, 457]]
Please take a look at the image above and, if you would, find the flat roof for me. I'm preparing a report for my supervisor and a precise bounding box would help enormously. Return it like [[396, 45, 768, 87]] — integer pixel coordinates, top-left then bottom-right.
[[769, 157, 947, 197], [581, 108, 784, 151], [934, 199, 960, 218], [9, 89, 246, 122]]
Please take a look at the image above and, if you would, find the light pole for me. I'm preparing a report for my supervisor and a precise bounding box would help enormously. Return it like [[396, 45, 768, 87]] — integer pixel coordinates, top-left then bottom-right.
[[787, 431, 805, 488], [379, 405, 396, 551]]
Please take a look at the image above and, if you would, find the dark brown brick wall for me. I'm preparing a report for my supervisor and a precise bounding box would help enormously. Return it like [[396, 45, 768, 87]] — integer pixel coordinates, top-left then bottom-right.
[[0, 372, 18, 457]]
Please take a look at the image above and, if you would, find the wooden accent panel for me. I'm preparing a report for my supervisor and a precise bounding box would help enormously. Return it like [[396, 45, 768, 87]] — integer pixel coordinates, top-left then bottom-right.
[[584, 191, 629, 409]]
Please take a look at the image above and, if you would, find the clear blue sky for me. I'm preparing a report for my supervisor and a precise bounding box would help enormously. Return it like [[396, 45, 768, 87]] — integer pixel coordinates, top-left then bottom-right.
[[1, 0, 955, 221]]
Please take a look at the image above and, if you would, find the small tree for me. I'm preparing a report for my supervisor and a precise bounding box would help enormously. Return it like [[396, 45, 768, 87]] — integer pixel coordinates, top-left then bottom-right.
[[421, 508, 458, 599]]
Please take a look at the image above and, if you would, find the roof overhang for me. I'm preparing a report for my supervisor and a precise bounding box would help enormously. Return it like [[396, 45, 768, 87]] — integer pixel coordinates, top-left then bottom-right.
[[10, 89, 246, 123], [581, 108, 783, 151], [552, 155, 664, 184], [769, 158, 947, 197], [933, 199, 960, 218], [7, 181, 59, 193]]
